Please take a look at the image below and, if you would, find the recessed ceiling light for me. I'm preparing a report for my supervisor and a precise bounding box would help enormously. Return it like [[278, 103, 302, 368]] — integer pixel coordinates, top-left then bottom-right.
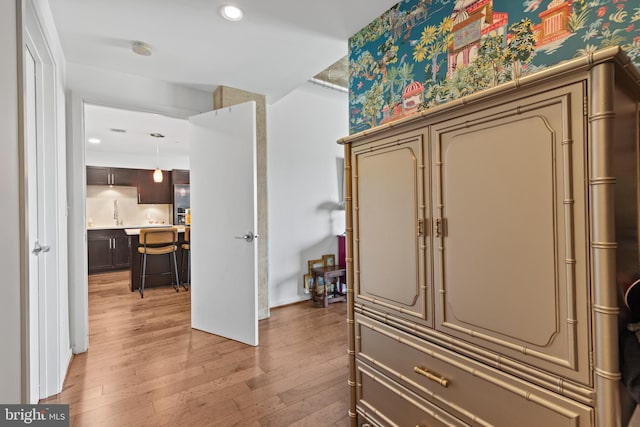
[[219, 5, 243, 21], [88, 138, 101, 144], [131, 41, 152, 56]]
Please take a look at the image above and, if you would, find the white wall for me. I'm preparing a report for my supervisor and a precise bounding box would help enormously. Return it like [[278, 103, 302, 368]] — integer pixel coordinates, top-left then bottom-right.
[[66, 62, 213, 118], [66, 62, 212, 353], [0, 0, 24, 404], [267, 82, 348, 307]]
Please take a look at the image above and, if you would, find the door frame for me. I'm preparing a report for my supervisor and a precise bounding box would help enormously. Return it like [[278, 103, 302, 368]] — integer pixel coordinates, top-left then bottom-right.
[[67, 96, 194, 353], [67, 97, 228, 353], [68, 90, 269, 353]]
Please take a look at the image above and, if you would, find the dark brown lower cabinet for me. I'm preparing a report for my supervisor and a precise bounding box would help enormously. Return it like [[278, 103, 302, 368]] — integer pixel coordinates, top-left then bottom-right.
[[88, 229, 130, 274]]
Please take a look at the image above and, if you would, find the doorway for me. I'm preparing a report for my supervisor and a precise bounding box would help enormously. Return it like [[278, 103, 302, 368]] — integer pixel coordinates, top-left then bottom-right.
[[82, 104, 190, 345], [78, 103, 260, 348]]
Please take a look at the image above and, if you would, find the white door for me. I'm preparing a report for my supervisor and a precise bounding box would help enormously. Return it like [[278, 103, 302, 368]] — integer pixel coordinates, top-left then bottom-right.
[[189, 101, 258, 346], [25, 43, 51, 402]]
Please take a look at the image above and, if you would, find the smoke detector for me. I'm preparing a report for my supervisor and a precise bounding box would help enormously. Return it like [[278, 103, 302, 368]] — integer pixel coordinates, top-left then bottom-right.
[[131, 41, 152, 56]]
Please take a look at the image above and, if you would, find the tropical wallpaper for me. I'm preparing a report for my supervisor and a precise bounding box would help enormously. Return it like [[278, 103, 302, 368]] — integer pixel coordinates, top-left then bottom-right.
[[349, 0, 640, 134]]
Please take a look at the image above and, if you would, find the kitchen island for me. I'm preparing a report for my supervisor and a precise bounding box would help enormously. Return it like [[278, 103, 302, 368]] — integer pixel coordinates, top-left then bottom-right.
[[125, 225, 188, 292]]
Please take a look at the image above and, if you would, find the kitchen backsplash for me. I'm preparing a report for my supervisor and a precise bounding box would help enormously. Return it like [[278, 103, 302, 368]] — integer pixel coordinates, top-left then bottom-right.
[[86, 185, 171, 227]]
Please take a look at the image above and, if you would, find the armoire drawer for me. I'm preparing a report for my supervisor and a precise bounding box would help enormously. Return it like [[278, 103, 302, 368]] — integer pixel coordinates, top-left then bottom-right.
[[356, 361, 468, 427], [356, 314, 593, 426]]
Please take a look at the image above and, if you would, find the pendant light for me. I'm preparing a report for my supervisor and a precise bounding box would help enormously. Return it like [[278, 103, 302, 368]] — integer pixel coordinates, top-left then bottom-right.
[[151, 132, 164, 183]]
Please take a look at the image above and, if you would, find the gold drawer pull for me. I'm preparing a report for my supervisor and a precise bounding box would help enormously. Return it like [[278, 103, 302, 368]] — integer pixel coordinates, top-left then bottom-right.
[[414, 366, 449, 388]]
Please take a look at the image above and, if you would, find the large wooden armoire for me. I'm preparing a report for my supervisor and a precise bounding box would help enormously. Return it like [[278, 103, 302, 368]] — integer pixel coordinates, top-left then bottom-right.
[[340, 48, 640, 426]]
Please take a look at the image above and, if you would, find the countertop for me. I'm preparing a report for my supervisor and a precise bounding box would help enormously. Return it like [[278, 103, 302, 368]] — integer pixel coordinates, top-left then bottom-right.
[[124, 225, 186, 236], [87, 224, 187, 236], [88, 223, 172, 231]]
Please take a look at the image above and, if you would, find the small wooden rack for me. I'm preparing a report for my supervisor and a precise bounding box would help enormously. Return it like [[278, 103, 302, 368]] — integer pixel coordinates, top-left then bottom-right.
[[311, 265, 347, 308]]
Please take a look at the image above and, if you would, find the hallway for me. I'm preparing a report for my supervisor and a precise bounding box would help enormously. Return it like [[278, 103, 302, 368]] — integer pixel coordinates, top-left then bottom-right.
[[42, 271, 349, 426]]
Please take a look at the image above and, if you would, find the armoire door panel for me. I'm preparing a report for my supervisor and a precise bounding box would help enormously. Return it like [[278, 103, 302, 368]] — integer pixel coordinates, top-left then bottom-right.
[[432, 83, 590, 384], [441, 116, 557, 346], [352, 135, 429, 322]]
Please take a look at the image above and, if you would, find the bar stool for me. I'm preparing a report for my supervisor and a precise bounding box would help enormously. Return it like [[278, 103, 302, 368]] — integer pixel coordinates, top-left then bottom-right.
[[138, 227, 180, 298], [180, 226, 190, 290]]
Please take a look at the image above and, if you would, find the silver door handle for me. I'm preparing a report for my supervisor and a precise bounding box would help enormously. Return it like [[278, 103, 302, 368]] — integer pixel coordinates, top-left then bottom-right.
[[234, 231, 258, 242], [32, 241, 50, 255]]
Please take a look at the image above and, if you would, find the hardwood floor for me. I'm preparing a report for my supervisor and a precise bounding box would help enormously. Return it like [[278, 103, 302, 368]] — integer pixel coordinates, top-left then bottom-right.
[[41, 271, 350, 426]]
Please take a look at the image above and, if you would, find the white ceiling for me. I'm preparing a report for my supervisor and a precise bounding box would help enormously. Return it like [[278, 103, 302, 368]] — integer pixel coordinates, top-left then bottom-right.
[[84, 104, 190, 158], [50, 0, 398, 161], [49, 0, 398, 102]]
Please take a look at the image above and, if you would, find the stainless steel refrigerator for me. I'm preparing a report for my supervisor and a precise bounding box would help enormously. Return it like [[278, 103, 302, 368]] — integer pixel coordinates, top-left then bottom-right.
[[173, 184, 190, 225]]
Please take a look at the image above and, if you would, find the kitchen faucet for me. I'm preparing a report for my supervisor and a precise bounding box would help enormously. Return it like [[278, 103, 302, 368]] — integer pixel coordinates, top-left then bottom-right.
[[114, 199, 120, 225]]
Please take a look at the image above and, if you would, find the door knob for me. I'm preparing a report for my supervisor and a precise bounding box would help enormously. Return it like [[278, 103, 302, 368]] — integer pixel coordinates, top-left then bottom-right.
[[32, 241, 50, 255], [234, 231, 257, 242]]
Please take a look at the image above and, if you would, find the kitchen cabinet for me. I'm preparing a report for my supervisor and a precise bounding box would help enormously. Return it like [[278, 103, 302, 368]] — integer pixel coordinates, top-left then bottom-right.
[[86, 166, 110, 185], [86, 166, 137, 186], [112, 231, 130, 269], [88, 229, 130, 274], [137, 169, 171, 204], [86, 166, 173, 204], [171, 169, 190, 185], [340, 49, 640, 426]]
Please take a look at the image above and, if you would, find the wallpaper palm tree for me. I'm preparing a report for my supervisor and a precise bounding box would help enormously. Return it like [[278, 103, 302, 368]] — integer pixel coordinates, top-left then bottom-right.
[[349, 0, 640, 134]]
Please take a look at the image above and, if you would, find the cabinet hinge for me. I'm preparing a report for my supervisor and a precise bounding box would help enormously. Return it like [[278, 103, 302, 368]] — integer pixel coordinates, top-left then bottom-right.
[[418, 219, 425, 236], [583, 96, 588, 117]]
